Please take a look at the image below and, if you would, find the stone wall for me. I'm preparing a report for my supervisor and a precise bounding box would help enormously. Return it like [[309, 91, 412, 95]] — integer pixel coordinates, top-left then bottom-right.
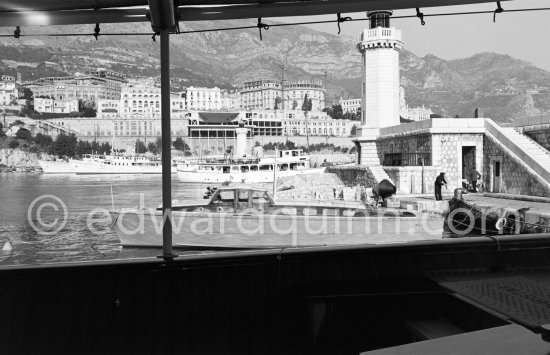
[[327, 166, 378, 188], [431, 133, 484, 191], [484, 137, 550, 197], [384, 166, 441, 195], [373, 132, 483, 192], [525, 128, 550, 152]]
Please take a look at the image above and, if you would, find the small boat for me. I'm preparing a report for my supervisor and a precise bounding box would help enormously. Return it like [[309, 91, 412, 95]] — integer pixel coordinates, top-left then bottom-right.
[[446, 196, 545, 235], [110, 184, 445, 249], [176, 149, 326, 183]]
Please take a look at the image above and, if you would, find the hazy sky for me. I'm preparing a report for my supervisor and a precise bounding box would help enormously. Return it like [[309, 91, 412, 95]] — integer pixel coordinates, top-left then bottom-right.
[[276, 0, 550, 71]]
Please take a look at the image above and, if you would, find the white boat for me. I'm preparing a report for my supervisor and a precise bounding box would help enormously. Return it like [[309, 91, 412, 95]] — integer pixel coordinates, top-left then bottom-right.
[[37, 159, 75, 174], [110, 184, 444, 249], [38, 154, 111, 174], [74, 154, 176, 175], [176, 149, 326, 183]]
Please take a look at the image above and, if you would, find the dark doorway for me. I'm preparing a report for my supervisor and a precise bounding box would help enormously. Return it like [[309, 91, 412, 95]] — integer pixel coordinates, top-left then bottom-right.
[[462, 146, 476, 179]]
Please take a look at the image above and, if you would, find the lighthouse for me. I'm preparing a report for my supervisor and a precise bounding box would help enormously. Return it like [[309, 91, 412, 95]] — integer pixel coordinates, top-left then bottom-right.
[[357, 10, 403, 130]]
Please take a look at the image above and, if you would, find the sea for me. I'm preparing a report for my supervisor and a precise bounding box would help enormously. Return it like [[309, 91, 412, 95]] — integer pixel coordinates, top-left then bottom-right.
[[0, 173, 216, 266]]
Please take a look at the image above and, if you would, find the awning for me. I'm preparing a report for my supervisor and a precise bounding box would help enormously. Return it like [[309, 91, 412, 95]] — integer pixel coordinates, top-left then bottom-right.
[[198, 112, 240, 124]]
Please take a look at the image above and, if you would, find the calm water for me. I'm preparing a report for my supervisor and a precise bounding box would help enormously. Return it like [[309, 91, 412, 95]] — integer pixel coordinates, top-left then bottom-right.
[[0, 173, 213, 266]]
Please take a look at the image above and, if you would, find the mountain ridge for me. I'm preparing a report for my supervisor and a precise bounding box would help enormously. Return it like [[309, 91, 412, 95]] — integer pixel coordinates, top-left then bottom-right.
[[0, 21, 549, 123]]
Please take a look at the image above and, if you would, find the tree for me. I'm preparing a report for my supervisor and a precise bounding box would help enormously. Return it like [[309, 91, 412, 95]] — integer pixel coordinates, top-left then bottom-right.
[[292, 100, 298, 110], [20, 87, 33, 100], [15, 127, 32, 140], [34, 133, 54, 150], [78, 99, 97, 117], [8, 139, 19, 149], [135, 140, 146, 154], [155, 137, 162, 154], [53, 133, 77, 157], [173, 137, 189, 152], [302, 94, 313, 152], [274, 96, 282, 110], [332, 104, 344, 120], [350, 125, 358, 136], [147, 142, 158, 154], [0, 122, 4, 137], [9, 119, 25, 128]]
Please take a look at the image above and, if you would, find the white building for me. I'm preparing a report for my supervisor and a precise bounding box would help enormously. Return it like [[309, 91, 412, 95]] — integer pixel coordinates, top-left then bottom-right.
[[406, 106, 433, 121], [118, 80, 186, 118], [96, 99, 121, 118], [398, 86, 433, 121], [241, 80, 326, 112], [221, 90, 241, 110], [181, 87, 222, 111], [357, 10, 403, 130], [281, 110, 356, 137], [34, 98, 79, 114], [339, 98, 361, 114], [0, 75, 18, 106], [27, 68, 127, 107]]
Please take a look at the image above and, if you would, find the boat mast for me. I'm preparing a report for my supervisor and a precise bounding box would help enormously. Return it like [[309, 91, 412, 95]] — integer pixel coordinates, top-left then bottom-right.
[[273, 147, 278, 198]]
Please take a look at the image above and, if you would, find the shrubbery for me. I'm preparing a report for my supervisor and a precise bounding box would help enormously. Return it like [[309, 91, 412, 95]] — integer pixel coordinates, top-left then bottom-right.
[[262, 141, 356, 153]]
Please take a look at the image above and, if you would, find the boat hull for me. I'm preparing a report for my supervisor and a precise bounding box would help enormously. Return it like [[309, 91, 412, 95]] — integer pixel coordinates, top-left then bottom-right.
[[111, 210, 444, 248], [176, 167, 326, 183], [73, 161, 176, 174], [37, 160, 75, 174]]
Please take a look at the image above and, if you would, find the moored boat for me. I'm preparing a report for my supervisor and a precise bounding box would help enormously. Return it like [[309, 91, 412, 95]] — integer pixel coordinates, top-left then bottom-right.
[[110, 184, 445, 249], [73, 154, 177, 175], [446, 196, 544, 235], [176, 149, 326, 183]]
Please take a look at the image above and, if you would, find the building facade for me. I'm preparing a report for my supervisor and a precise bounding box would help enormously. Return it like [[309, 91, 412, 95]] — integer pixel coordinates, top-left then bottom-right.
[[241, 79, 326, 112], [34, 98, 79, 114], [116, 80, 186, 119], [281, 111, 357, 137], [27, 68, 127, 107], [0, 75, 18, 107], [339, 98, 361, 114], [221, 90, 241, 110], [180, 87, 222, 111]]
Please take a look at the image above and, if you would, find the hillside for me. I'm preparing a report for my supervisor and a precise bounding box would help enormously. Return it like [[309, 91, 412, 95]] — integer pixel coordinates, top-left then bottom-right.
[[1, 21, 549, 123]]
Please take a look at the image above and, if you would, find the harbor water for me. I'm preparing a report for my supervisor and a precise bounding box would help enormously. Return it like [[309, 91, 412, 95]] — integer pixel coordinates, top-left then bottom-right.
[[0, 173, 216, 266]]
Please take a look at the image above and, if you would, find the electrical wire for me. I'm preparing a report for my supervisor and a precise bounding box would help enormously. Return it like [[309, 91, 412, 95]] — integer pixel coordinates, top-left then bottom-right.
[[0, 6, 549, 38]]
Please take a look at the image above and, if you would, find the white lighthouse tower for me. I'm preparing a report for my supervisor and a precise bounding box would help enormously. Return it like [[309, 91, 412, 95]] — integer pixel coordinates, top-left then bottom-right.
[[357, 10, 403, 131]]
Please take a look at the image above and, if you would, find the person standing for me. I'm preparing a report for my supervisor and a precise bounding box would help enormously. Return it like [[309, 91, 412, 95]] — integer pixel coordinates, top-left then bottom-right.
[[434, 172, 447, 201], [469, 168, 481, 192]]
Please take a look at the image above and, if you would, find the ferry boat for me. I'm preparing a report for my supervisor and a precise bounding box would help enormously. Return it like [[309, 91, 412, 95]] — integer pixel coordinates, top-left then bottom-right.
[[73, 154, 176, 175], [111, 184, 444, 249], [176, 149, 326, 183], [37, 154, 108, 174]]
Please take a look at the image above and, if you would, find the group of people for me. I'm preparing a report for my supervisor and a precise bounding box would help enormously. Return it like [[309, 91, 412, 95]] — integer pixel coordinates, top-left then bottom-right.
[[434, 168, 481, 201]]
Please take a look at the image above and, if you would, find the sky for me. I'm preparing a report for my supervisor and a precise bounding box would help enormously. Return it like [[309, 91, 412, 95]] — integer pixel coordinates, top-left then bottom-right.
[[275, 0, 550, 71]]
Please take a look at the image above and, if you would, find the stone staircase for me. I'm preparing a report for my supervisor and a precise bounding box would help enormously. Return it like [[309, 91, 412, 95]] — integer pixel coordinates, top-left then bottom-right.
[[512, 127, 550, 159], [368, 165, 394, 185], [485, 119, 550, 187]]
